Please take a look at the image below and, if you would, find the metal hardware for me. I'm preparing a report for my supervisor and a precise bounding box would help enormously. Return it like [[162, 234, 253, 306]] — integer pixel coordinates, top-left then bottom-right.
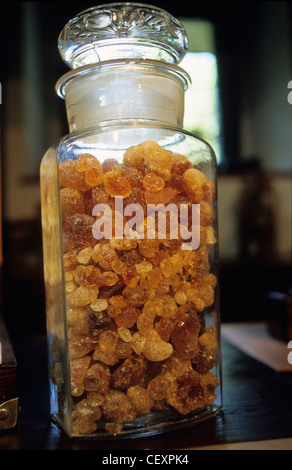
[[0, 397, 19, 430]]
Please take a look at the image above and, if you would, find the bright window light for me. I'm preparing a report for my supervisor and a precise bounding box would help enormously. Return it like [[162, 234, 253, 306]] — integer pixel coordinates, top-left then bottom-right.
[[179, 19, 222, 164]]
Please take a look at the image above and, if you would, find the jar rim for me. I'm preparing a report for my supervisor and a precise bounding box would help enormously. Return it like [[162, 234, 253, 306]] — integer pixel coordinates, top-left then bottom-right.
[[55, 58, 191, 99]]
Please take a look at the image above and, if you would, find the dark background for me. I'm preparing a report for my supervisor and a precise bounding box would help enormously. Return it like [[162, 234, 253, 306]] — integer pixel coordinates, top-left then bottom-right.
[[0, 1, 291, 341]]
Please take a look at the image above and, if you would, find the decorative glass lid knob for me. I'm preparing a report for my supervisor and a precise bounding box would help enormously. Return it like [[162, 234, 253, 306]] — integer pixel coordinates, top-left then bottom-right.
[[58, 3, 188, 68]]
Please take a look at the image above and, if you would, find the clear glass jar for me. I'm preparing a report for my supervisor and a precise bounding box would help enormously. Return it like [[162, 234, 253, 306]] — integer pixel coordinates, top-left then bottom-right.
[[40, 3, 222, 438]]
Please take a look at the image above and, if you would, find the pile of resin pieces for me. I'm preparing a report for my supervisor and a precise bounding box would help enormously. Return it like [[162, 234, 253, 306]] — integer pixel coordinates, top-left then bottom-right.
[[58, 140, 220, 436]]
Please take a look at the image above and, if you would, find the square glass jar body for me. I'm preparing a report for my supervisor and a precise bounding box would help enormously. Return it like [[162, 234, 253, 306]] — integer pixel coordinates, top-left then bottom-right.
[[40, 123, 222, 438]]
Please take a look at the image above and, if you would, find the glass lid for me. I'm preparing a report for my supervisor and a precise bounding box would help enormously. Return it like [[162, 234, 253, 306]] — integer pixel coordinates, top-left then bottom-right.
[[58, 3, 188, 68]]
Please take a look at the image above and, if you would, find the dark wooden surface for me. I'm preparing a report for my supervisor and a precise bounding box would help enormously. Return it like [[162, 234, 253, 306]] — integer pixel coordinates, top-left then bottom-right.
[[0, 335, 292, 451]]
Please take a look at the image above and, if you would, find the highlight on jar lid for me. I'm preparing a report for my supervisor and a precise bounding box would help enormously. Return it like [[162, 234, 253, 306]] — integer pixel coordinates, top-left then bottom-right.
[[58, 2, 189, 68]]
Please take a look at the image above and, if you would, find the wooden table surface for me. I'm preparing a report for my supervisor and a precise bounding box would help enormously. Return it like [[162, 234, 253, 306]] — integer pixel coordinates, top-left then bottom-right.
[[1, 334, 292, 451]]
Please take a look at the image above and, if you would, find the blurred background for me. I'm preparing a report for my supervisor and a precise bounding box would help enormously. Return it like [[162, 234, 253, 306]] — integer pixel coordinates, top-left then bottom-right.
[[0, 1, 291, 340]]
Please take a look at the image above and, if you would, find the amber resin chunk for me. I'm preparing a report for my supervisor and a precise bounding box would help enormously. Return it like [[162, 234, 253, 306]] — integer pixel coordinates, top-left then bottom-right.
[[58, 143, 219, 436]]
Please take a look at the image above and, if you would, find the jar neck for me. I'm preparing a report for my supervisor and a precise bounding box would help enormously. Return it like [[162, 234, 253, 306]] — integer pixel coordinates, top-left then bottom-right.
[[56, 59, 190, 132]]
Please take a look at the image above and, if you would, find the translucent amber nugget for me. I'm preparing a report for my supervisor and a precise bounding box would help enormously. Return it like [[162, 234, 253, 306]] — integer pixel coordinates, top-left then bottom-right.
[[58, 140, 219, 435]]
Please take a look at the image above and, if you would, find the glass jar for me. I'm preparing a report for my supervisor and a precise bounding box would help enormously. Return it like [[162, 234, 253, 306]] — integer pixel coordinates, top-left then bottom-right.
[[40, 3, 222, 438]]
